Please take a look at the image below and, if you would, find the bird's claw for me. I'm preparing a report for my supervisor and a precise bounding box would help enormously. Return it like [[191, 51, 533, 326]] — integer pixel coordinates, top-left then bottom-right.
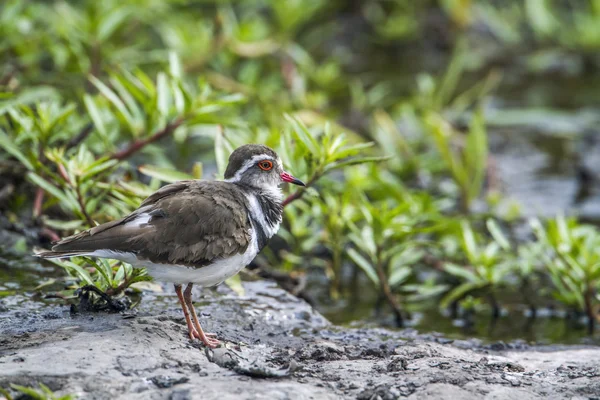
[[188, 329, 220, 347], [203, 336, 221, 348]]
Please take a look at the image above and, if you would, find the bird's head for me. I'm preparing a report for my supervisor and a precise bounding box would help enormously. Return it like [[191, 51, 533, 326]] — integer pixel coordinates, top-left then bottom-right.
[[224, 144, 305, 190]]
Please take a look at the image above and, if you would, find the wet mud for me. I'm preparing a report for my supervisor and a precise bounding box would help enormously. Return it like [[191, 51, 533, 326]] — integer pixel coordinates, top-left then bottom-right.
[[1, 279, 599, 399]]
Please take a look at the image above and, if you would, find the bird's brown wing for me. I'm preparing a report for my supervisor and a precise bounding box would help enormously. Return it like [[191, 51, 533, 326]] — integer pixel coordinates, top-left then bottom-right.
[[44, 181, 252, 267]]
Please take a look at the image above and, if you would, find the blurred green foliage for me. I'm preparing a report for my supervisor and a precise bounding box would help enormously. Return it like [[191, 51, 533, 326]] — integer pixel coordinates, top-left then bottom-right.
[[1, 0, 600, 332], [0, 383, 74, 400]]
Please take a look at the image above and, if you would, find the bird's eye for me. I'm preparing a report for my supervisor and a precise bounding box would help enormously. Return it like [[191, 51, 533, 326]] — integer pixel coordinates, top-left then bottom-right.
[[258, 160, 273, 171]]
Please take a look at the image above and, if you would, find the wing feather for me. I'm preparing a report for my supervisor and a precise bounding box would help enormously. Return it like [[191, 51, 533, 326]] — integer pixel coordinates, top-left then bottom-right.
[[44, 181, 252, 267]]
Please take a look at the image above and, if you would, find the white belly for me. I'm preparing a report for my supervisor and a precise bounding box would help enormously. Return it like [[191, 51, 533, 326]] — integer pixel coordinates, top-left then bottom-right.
[[142, 249, 256, 286], [90, 229, 259, 287]]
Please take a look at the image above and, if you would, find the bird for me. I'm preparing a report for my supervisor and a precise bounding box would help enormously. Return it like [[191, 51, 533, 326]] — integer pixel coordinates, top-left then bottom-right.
[[38, 144, 305, 348]]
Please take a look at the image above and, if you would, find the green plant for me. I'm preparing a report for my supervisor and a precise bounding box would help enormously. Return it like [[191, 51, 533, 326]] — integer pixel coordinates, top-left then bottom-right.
[[346, 188, 434, 326], [0, 383, 75, 400], [316, 190, 360, 298], [439, 219, 513, 318], [531, 215, 600, 333], [47, 257, 151, 299], [424, 109, 488, 213], [1, 58, 245, 223]]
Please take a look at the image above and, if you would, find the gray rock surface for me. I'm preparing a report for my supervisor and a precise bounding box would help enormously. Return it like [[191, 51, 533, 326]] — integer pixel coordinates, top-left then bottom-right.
[[1, 280, 600, 399]]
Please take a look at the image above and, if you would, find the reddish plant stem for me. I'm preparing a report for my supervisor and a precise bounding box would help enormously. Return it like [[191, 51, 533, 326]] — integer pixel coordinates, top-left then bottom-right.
[[57, 163, 70, 182], [282, 174, 319, 207], [584, 283, 596, 334], [75, 180, 95, 227], [33, 187, 44, 218], [106, 275, 129, 296], [281, 56, 297, 91], [39, 227, 60, 242], [109, 118, 185, 161], [375, 252, 404, 327], [58, 162, 95, 227], [32, 139, 48, 218], [283, 190, 304, 207]]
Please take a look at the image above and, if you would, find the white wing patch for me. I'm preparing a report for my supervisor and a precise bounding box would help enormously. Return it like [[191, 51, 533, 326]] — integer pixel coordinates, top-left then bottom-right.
[[123, 213, 152, 228]]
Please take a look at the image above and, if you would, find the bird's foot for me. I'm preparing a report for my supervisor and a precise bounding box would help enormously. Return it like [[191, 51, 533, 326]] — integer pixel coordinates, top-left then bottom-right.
[[201, 335, 221, 348], [189, 329, 220, 348]]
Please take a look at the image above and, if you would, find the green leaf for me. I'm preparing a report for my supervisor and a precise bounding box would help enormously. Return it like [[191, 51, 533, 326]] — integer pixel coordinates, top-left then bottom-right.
[[33, 278, 57, 291], [440, 281, 486, 310], [388, 265, 411, 287], [42, 218, 85, 231], [114, 264, 126, 284], [90, 75, 136, 133], [46, 103, 76, 136], [90, 258, 114, 288], [83, 94, 107, 138], [117, 180, 155, 198], [81, 159, 118, 181], [214, 128, 233, 177], [461, 220, 478, 261], [225, 274, 245, 296], [329, 141, 374, 160], [192, 162, 203, 179], [138, 165, 195, 183], [443, 262, 480, 283], [464, 108, 488, 202], [285, 114, 319, 155], [27, 172, 71, 206], [0, 386, 12, 400], [10, 385, 44, 399], [98, 7, 131, 41], [435, 38, 466, 109], [556, 214, 571, 248], [486, 219, 510, 250], [0, 130, 34, 170], [129, 267, 153, 285], [530, 218, 547, 242], [347, 248, 379, 285], [156, 72, 170, 116], [169, 51, 182, 79], [47, 259, 95, 286], [109, 75, 144, 131], [323, 155, 390, 173]]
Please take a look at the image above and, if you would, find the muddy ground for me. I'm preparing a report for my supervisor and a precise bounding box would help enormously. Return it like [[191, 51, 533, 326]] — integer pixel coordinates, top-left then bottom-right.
[[1, 279, 600, 400]]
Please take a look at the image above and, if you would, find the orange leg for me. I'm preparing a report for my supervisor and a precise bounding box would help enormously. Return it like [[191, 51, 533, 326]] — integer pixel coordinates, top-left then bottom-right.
[[183, 283, 220, 348], [174, 284, 198, 340]]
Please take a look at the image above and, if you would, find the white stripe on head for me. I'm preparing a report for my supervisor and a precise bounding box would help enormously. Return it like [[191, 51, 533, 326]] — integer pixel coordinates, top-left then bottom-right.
[[224, 153, 278, 183]]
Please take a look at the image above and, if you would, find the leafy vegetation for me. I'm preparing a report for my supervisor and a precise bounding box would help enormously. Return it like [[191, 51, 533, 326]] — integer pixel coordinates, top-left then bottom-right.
[[0, 383, 74, 400], [1, 0, 600, 337]]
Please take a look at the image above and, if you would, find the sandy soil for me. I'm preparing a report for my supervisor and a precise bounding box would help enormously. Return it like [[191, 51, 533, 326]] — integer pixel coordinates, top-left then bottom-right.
[[1, 280, 600, 399]]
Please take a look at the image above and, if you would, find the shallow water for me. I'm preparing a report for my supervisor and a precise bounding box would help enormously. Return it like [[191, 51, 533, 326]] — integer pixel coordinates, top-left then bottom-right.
[[314, 279, 600, 346]]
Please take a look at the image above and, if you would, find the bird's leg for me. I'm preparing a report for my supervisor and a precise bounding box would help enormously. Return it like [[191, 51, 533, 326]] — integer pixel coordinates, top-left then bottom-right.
[[174, 284, 197, 340], [183, 283, 220, 348]]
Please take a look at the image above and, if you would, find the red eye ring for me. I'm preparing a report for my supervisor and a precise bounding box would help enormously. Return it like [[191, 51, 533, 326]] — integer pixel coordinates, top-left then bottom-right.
[[258, 160, 273, 171]]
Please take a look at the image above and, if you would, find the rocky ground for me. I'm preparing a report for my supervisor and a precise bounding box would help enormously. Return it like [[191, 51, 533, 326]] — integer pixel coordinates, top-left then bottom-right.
[[1, 278, 600, 400]]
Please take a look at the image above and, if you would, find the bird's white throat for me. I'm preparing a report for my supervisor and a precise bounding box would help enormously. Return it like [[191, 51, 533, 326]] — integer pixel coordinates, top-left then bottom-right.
[[244, 186, 282, 238]]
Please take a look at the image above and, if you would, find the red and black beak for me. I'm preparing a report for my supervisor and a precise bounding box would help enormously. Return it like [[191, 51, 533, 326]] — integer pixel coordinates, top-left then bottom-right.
[[280, 171, 305, 186]]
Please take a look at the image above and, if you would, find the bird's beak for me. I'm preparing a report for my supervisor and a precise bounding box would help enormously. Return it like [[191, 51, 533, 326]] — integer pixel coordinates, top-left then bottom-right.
[[280, 171, 306, 186]]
